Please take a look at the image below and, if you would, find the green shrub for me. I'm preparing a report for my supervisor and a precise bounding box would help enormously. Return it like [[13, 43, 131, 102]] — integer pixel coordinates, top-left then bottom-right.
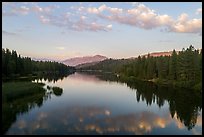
[[52, 87, 63, 96]]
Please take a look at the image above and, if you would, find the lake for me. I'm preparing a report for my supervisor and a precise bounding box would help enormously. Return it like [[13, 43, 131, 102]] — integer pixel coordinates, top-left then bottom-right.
[[3, 72, 202, 135]]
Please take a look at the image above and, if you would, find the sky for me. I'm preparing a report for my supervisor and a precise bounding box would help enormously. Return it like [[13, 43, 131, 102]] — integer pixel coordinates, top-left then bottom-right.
[[2, 2, 202, 60]]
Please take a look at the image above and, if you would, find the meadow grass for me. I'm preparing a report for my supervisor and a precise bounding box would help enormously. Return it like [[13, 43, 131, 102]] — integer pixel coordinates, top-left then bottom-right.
[[2, 82, 46, 101]]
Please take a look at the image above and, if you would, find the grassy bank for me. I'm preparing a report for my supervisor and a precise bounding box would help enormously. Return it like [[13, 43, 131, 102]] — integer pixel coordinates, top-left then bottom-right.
[[118, 75, 202, 91], [2, 81, 64, 134], [2, 81, 47, 134], [2, 82, 46, 102]]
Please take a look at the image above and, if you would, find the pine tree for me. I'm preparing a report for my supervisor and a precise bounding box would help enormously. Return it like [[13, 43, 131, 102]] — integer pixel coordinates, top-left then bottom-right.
[[169, 50, 177, 80]]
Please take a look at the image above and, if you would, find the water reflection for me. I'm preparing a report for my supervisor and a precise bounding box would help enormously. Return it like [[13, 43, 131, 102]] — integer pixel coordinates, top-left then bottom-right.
[[2, 83, 63, 134], [78, 72, 202, 131], [6, 105, 202, 135], [34, 72, 74, 83], [128, 80, 202, 130], [3, 72, 202, 135]]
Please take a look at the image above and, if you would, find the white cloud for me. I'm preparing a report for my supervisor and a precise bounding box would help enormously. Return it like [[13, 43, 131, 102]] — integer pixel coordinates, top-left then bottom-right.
[[56, 47, 65, 50], [106, 24, 112, 31], [167, 13, 202, 34], [96, 4, 173, 29], [178, 13, 188, 23], [31, 5, 58, 14], [3, 3, 58, 17], [32, 5, 43, 12], [87, 7, 99, 14], [36, 12, 111, 32], [83, 3, 201, 34], [87, 4, 123, 15], [5, 6, 30, 16], [2, 2, 202, 34], [109, 7, 123, 14], [106, 24, 112, 29], [39, 15, 50, 24], [16, 6, 30, 15], [170, 17, 202, 34], [78, 6, 85, 12], [196, 8, 202, 15], [155, 15, 174, 26], [2, 4, 30, 16], [98, 4, 107, 12], [1, 3, 111, 32], [80, 15, 87, 20]]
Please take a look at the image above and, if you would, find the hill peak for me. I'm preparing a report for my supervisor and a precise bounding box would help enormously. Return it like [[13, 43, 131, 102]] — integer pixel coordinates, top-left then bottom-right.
[[62, 55, 107, 66]]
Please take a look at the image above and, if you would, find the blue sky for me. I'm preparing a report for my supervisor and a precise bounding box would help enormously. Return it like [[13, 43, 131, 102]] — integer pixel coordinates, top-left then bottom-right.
[[2, 2, 202, 60]]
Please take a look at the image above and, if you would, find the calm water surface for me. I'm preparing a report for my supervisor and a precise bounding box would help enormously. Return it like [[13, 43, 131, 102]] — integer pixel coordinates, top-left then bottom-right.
[[4, 72, 202, 135]]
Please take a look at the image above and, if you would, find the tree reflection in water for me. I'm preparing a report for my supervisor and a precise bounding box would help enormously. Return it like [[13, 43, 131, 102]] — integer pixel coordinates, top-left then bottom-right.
[[80, 71, 202, 131], [33, 72, 74, 83], [2, 82, 63, 134], [2, 72, 202, 134], [2, 73, 73, 134], [5, 105, 202, 135], [126, 80, 202, 130]]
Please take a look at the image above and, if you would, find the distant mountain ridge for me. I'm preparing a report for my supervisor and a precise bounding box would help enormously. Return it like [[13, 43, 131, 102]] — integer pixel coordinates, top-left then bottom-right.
[[32, 50, 191, 67], [62, 55, 107, 66], [31, 57, 58, 62]]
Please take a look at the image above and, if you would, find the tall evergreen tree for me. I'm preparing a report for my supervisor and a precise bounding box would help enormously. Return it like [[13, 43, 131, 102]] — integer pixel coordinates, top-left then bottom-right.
[[169, 50, 177, 80]]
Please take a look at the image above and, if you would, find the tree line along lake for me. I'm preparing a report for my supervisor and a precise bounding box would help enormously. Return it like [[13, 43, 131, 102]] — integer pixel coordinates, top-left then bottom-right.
[[2, 46, 202, 135]]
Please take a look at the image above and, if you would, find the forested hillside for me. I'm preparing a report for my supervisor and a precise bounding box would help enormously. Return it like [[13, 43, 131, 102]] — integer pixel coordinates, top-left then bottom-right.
[[80, 45, 202, 90], [77, 58, 134, 72], [2, 48, 75, 78]]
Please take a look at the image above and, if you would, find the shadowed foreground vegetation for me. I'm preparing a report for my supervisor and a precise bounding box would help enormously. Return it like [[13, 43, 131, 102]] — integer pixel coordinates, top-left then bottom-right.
[[2, 82, 46, 134], [2, 82, 46, 102], [2, 81, 63, 134], [52, 86, 63, 96]]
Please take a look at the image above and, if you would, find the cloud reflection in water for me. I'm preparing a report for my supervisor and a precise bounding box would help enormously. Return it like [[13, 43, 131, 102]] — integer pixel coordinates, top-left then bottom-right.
[[7, 106, 202, 135]]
